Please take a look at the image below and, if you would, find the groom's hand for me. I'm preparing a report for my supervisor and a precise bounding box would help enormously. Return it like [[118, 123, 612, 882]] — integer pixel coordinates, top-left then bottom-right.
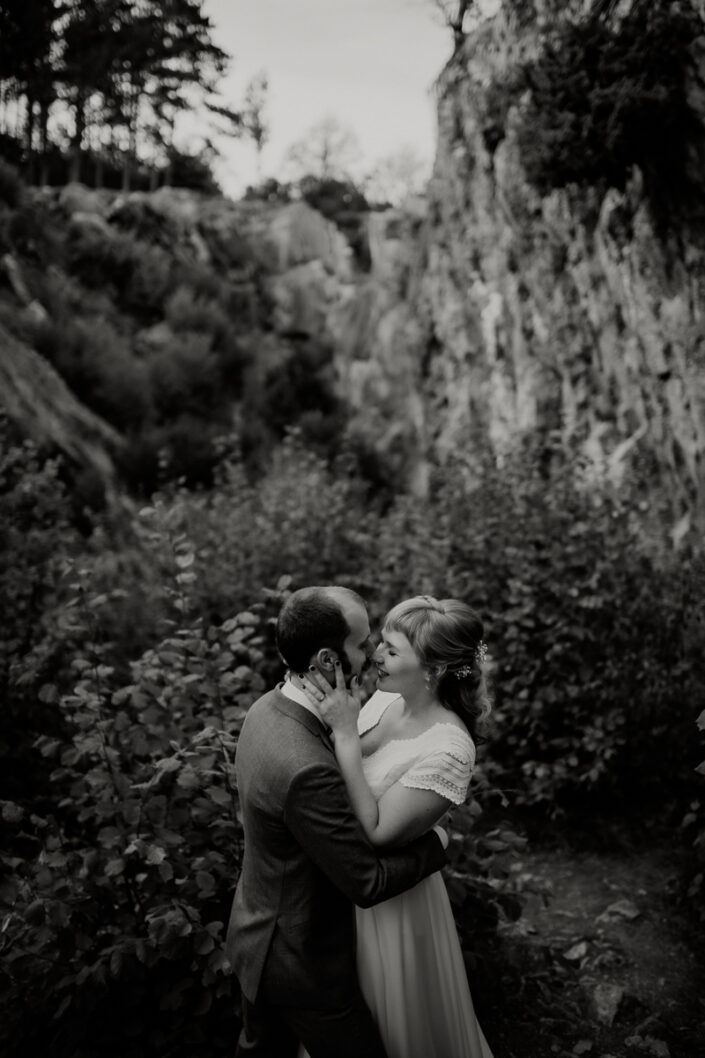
[[300, 660, 362, 736]]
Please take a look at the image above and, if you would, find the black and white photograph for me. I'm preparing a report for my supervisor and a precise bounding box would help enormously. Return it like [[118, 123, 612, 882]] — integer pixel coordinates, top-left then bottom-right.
[[1, 1, 705, 1056]]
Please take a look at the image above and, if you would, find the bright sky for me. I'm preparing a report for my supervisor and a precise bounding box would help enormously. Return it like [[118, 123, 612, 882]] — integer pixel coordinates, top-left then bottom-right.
[[200, 0, 452, 197]]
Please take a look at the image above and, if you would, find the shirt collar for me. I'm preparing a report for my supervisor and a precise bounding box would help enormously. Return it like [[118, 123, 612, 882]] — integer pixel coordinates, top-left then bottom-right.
[[281, 677, 324, 723]]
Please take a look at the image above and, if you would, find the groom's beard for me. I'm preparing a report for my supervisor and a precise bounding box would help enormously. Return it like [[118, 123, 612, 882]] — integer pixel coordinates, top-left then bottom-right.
[[338, 652, 354, 687], [339, 652, 371, 689]]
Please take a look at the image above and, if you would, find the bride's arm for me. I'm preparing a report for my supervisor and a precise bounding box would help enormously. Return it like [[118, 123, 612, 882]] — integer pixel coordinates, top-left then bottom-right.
[[335, 729, 451, 847], [302, 665, 452, 848]]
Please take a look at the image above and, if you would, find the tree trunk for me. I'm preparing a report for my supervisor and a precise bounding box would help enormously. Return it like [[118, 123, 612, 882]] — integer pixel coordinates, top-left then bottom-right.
[[70, 94, 85, 184], [122, 85, 140, 192], [39, 98, 50, 186], [121, 152, 131, 192], [24, 94, 35, 184], [451, 0, 470, 49]]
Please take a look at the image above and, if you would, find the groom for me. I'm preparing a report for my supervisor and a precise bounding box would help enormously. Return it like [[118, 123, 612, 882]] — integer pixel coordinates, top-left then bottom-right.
[[225, 585, 447, 1057]]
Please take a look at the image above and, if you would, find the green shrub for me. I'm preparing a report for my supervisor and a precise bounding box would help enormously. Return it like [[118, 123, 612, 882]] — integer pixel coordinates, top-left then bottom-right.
[[32, 314, 152, 430], [166, 148, 220, 193], [3, 420, 704, 1052], [299, 176, 371, 267], [109, 196, 182, 249], [66, 223, 137, 291], [0, 427, 80, 806], [165, 432, 380, 622], [0, 503, 288, 1055], [0, 159, 23, 209], [0, 571, 278, 1056], [0, 493, 524, 1053], [124, 242, 174, 318], [151, 415, 226, 490], [684, 707, 705, 918], [6, 198, 62, 264], [66, 223, 172, 318], [240, 337, 344, 466], [149, 332, 222, 419], [165, 285, 231, 349], [133, 433, 705, 823], [518, 0, 703, 213], [174, 260, 229, 303], [385, 450, 705, 817]]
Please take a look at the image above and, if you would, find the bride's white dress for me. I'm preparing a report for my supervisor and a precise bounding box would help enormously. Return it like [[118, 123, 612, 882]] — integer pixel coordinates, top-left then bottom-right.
[[299, 691, 494, 1058], [352, 690, 494, 1058]]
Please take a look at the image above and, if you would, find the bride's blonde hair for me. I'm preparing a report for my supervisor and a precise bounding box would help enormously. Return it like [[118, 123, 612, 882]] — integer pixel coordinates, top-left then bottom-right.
[[383, 595, 491, 741]]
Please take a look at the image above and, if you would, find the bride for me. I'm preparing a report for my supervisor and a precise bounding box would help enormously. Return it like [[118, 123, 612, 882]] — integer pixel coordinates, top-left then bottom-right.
[[300, 595, 494, 1058]]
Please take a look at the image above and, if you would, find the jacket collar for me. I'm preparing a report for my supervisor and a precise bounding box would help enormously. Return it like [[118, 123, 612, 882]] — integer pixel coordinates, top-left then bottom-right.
[[272, 685, 334, 751]]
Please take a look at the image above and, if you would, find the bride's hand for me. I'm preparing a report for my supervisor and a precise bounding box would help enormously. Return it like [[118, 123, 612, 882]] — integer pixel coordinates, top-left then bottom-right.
[[300, 660, 362, 736]]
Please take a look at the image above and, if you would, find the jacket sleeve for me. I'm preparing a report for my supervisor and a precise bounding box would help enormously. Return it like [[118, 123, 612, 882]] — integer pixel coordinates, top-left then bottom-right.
[[284, 760, 447, 908]]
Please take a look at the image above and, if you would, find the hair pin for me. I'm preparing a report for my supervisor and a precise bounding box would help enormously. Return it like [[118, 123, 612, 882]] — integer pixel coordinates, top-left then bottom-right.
[[452, 641, 487, 679]]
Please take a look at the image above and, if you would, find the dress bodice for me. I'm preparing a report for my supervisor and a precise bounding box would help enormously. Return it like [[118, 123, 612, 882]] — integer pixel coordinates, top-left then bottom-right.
[[358, 691, 476, 803]]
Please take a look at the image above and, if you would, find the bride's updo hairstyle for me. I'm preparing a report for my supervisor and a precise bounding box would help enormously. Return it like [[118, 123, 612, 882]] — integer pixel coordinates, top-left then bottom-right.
[[383, 595, 491, 741]]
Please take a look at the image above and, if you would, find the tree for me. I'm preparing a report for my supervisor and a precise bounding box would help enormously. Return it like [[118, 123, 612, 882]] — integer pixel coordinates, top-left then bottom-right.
[[110, 0, 228, 190], [364, 146, 430, 206], [0, 0, 254, 190], [60, 0, 128, 184], [0, 0, 63, 182], [242, 71, 268, 177], [59, 0, 228, 190], [431, 0, 475, 48], [283, 115, 361, 182]]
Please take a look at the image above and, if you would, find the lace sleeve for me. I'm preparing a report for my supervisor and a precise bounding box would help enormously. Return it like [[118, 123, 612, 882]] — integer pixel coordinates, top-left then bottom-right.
[[399, 728, 476, 805]]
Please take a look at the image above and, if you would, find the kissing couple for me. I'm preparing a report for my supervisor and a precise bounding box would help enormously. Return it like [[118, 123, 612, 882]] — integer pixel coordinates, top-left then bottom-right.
[[226, 586, 495, 1058]]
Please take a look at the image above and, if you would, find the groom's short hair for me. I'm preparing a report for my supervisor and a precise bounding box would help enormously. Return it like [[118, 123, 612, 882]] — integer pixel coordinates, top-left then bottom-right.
[[277, 586, 364, 674]]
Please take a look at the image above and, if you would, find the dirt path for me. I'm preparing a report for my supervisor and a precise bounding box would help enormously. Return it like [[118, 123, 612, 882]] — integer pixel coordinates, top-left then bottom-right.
[[480, 845, 705, 1058]]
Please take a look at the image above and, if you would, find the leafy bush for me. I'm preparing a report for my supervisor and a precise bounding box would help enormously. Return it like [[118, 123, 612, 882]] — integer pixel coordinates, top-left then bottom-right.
[[149, 332, 222, 419], [124, 243, 174, 318], [66, 223, 137, 291], [379, 448, 705, 816], [32, 313, 153, 430], [66, 223, 173, 320], [518, 0, 703, 214], [243, 177, 292, 203], [122, 433, 705, 822], [0, 427, 80, 806], [108, 197, 183, 249], [0, 159, 23, 209], [299, 176, 371, 268], [166, 148, 221, 194], [240, 338, 345, 466], [0, 490, 524, 1053], [3, 420, 705, 1053], [142, 431, 705, 820], [165, 285, 231, 350], [6, 197, 62, 264], [0, 572, 276, 1056], [162, 432, 380, 622], [684, 712, 705, 918]]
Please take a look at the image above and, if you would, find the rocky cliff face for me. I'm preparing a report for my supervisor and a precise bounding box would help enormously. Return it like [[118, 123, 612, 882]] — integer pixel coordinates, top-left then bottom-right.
[[334, 2, 705, 524], [0, 322, 123, 492], [4, 2, 705, 525]]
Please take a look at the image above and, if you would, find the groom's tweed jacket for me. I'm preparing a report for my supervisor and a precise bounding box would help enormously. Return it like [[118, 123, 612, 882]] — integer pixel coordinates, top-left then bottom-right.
[[225, 686, 446, 1009]]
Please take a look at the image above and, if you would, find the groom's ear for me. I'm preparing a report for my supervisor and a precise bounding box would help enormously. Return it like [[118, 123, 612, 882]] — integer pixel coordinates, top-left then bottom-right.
[[316, 648, 337, 672]]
